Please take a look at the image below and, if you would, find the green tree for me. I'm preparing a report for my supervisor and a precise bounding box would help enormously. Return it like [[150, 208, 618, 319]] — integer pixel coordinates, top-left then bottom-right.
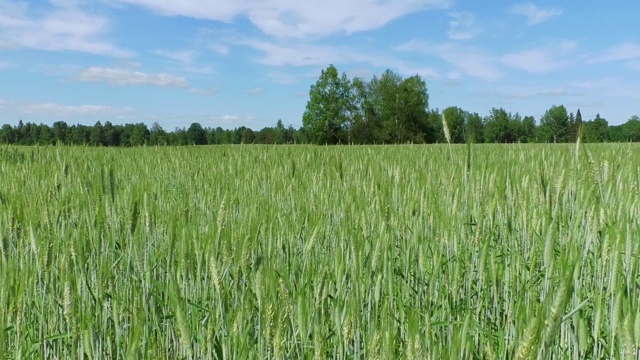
[[395, 75, 429, 143], [69, 125, 89, 145], [275, 119, 286, 144], [567, 112, 577, 142], [465, 112, 484, 143], [484, 108, 511, 143], [103, 121, 121, 146], [583, 114, 608, 142], [149, 122, 168, 145], [172, 128, 188, 145], [622, 115, 640, 141], [539, 105, 569, 143], [521, 116, 537, 143], [243, 128, 256, 143], [365, 71, 429, 143], [17, 122, 35, 145], [576, 108, 583, 124], [38, 124, 53, 145], [28, 123, 39, 145], [0, 124, 14, 143], [608, 125, 625, 142], [90, 121, 104, 146], [349, 77, 377, 144], [124, 123, 149, 146], [255, 127, 279, 144], [302, 65, 352, 144], [187, 122, 207, 145], [509, 113, 523, 143], [284, 125, 296, 144], [52, 121, 68, 144], [425, 109, 444, 143], [442, 107, 466, 143]]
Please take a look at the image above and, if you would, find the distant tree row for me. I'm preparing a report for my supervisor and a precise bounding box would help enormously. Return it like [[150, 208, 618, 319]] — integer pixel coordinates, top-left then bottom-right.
[[0, 119, 304, 146], [2, 65, 639, 146], [2, 111, 639, 147], [302, 65, 640, 144]]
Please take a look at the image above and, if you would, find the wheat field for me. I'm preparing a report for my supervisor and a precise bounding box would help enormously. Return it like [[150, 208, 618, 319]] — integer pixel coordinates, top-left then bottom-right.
[[1, 144, 639, 359]]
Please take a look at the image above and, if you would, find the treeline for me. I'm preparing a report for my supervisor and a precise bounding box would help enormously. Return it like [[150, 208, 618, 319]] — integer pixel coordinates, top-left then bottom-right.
[[2, 65, 640, 146], [302, 65, 640, 144], [0, 120, 305, 146], [2, 110, 639, 147]]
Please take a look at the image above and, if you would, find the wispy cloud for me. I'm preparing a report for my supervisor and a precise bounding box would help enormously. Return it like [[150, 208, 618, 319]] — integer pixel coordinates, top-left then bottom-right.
[[570, 77, 640, 99], [0, 1, 131, 57], [18, 102, 133, 118], [267, 71, 298, 84], [218, 114, 256, 127], [78, 67, 189, 87], [158, 113, 258, 129], [209, 43, 230, 56], [504, 88, 582, 99], [154, 50, 196, 63], [244, 87, 264, 94], [447, 12, 482, 40], [189, 87, 218, 95], [239, 39, 340, 67], [570, 77, 616, 90], [627, 60, 640, 71], [114, 0, 452, 38], [586, 42, 640, 63], [0, 61, 11, 70], [510, 3, 562, 25], [228, 35, 440, 80], [396, 40, 502, 81], [501, 41, 577, 73], [393, 64, 440, 79]]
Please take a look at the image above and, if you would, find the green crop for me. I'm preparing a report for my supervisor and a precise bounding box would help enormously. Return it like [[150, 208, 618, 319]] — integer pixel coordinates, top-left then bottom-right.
[[0, 143, 639, 359]]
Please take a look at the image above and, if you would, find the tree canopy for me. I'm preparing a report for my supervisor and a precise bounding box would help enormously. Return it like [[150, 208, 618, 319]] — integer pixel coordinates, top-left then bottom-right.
[[1, 65, 640, 146]]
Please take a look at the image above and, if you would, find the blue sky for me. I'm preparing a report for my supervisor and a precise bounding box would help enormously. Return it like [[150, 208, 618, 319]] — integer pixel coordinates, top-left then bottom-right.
[[1, 0, 639, 130]]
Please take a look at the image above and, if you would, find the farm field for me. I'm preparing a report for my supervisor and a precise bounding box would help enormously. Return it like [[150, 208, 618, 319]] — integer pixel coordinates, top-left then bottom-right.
[[0, 143, 639, 359]]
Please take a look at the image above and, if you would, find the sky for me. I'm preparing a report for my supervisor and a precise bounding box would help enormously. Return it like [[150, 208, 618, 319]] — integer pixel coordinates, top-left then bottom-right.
[[0, 0, 639, 130]]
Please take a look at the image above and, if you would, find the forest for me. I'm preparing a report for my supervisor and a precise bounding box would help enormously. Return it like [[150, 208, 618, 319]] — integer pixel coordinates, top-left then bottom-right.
[[1, 65, 639, 146]]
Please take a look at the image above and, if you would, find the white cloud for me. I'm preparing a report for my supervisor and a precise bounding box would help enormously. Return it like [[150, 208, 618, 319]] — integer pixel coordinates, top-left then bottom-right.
[[345, 68, 374, 79], [504, 88, 582, 99], [219, 114, 256, 126], [0, 1, 131, 57], [154, 50, 196, 63], [569, 77, 640, 100], [501, 41, 577, 74], [586, 42, 640, 63], [244, 87, 264, 94], [19, 102, 133, 118], [114, 0, 452, 38], [78, 67, 189, 87], [240, 39, 340, 67], [510, 3, 562, 25], [115, 61, 143, 70], [396, 40, 502, 81], [184, 65, 214, 74], [188, 87, 218, 96], [209, 43, 230, 56], [233, 37, 441, 79], [0, 61, 10, 70], [267, 71, 298, 84], [447, 12, 481, 40], [627, 60, 640, 71], [570, 78, 616, 90], [394, 64, 439, 79]]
